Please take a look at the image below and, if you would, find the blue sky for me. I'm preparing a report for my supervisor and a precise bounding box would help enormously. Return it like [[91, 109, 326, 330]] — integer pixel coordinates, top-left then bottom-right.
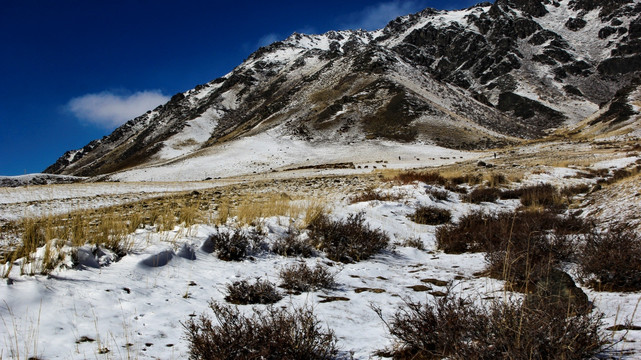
[[0, 0, 482, 176]]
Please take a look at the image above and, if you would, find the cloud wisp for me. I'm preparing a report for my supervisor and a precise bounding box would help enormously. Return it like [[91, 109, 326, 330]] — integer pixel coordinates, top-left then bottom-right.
[[67, 90, 169, 128], [341, 1, 428, 31]]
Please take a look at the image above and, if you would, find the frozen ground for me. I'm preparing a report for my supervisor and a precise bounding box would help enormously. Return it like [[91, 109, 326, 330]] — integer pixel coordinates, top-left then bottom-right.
[[1, 162, 641, 359], [1, 140, 640, 359]]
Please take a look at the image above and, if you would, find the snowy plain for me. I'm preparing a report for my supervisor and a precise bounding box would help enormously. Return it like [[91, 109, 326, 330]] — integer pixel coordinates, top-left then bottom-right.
[[2, 149, 641, 359]]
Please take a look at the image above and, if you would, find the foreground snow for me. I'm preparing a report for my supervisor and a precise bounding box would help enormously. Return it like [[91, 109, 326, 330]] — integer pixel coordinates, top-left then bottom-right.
[[1, 176, 640, 359]]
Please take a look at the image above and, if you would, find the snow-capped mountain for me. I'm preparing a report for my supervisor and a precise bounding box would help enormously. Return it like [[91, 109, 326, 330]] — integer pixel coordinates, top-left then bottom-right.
[[46, 0, 641, 177]]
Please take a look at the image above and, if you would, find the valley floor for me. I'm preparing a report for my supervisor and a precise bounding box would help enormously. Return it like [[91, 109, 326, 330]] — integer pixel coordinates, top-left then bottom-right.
[[1, 139, 641, 359]]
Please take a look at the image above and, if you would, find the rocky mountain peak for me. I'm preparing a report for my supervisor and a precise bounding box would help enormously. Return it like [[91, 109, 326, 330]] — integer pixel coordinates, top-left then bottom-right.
[[45, 0, 641, 178]]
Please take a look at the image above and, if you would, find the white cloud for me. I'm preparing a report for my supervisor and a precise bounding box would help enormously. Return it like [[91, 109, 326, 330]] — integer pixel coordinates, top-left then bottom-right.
[[342, 1, 428, 31], [67, 90, 169, 128]]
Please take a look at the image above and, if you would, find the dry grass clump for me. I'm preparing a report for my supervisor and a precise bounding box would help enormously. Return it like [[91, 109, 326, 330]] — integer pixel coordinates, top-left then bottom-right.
[[271, 227, 314, 257], [376, 292, 606, 360], [184, 303, 338, 360], [485, 172, 507, 188], [224, 279, 282, 305], [279, 262, 335, 292], [307, 213, 389, 263], [518, 183, 565, 210], [393, 171, 446, 185], [578, 224, 641, 291], [409, 205, 452, 225], [204, 229, 263, 261], [348, 188, 402, 204]]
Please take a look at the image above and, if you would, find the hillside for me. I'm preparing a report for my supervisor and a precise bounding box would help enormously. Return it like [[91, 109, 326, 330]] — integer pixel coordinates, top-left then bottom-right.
[[45, 0, 641, 180]]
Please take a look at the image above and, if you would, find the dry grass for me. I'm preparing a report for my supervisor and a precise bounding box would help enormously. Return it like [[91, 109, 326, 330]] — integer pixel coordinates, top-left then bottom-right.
[[213, 192, 327, 228], [1, 193, 209, 276]]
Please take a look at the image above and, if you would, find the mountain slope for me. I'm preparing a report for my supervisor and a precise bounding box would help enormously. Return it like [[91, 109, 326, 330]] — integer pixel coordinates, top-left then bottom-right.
[[46, 0, 641, 178]]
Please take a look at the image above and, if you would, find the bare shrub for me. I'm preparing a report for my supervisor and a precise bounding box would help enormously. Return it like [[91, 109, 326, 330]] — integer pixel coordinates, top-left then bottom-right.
[[184, 303, 338, 360], [224, 279, 282, 305], [486, 172, 507, 187], [436, 210, 581, 256], [579, 224, 641, 291], [519, 183, 564, 210], [279, 262, 335, 292], [409, 205, 452, 225], [448, 173, 483, 186], [348, 188, 402, 204], [466, 187, 501, 204], [464, 297, 605, 360], [307, 213, 389, 263], [374, 294, 475, 359], [377, 292, 606, 360], [561, 183, 591, 197], [271, 227, 314, 257], [205, 229, 262, 261], [426, 188, 449, 201]]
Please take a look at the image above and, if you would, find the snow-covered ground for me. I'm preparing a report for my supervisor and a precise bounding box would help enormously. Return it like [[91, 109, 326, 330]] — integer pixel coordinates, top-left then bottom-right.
[[1, 162, 641, 359], [111, 130, 482, 182]]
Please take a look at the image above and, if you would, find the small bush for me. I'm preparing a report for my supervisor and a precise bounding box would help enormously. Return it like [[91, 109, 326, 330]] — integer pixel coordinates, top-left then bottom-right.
[[426, 188, 449, 201], [205, 229, 262, 261], [374, 294, 474, 359], [271, 228, 314, 257], [561, 183, 591, 197], [448, 173, 483, 186], [466, 187, 500, 204], [486, 172, 507, 187], [409, 205, 452, 225], [378, 292, 606, 360], [279, 262, 335, 292], [519, 183, 564, 210], [224, 279, 282, 305], [348, 188, 402, 204], [394, 171, 446, 185], [184, 303, 338, 360], [307, 213, 389, 263], [579, 224, 641, 291]]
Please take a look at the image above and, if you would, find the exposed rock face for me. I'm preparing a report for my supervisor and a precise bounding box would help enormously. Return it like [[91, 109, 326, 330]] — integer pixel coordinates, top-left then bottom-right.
[[46, 0, 641, 177]]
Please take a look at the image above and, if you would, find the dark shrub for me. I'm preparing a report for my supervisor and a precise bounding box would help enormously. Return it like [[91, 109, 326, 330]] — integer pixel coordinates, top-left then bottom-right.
[[499, 187, 525, 199], [307, 213, 389, 263], [184, 303, 338, 360], [579, 224, 641, 291], [409, 205, 452, 225], [436, 210, 581, 289], [394, 171, 446, 185], [205, 229, 262, 261], [348, 188, 402, 204], [378, 292, 606, 360], [561, 183, 591, 197], [374, 293, 475, 359], [464, 297, 605, 360], [271, 227, 314, 257], [519, 183, 564, 209], [224, 279, 282, 305], [466, 187, 501, 203], [449, 174, 483, 186], [426, 188, 449, 201], [486, 172, 507, 187], [279, 262, 335, 292]]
